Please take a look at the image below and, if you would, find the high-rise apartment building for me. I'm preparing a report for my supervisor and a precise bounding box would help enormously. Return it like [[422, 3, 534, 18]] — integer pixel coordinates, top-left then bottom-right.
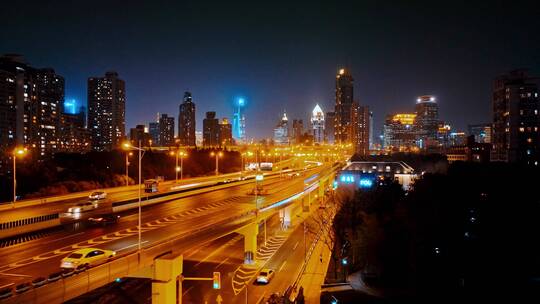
[[325, 112, 335, 144], [334, 68, 354, 144], [492, 70, 540, 164], [0, 55, 65, 173], [292, 119, 304, 144], [203, 111, 219, 147], [149, 121, 159, 146], [129, 124, 152, 146], [87, 71, 125, 151], [59, 109, 90, 153], [158, 113, 175, 146], [219, 118, 233, 146], [351, 104, 370, 155], [311, 104, 325, 144], [178, 91, 196, 146]]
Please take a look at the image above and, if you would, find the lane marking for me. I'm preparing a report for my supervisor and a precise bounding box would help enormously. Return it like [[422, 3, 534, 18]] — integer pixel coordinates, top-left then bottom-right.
[[215, 257, 229, 269], [293, 241, 299, 251], [279, 260, 287, 272], [257, 292, 267, 304], [0, 272, 32, 278], [117, 241, 149, 252], [182, 285, 194, 296]]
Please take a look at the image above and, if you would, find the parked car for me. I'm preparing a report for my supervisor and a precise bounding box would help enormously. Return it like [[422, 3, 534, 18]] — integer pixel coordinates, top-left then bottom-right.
[[15, 282, 31, 294], [67, 202, 98, 213], [89, 191, 107, 200], [48, 271, 63, 282], [31, 277, 47, 288], [0, 287, 12, 300], [88, 214, 120, 225], [256, 268, 275, 284], [61, 248, 116, 269]]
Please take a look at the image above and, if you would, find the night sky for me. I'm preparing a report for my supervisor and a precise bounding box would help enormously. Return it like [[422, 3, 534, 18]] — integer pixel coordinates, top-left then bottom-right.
[[1, 1, 539, 138]]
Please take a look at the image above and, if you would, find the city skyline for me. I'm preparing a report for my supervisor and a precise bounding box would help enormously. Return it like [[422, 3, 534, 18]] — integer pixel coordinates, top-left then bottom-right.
[[2, 1, 539, 139]]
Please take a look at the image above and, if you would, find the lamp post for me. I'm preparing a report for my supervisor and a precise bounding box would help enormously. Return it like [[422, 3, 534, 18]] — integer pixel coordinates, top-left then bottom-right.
[[123, 141, 145, 257], [12, 147, 27, 205], [125, 151, 133, 186], [179, 151, 186, 180], [210, 151, 223, 176]]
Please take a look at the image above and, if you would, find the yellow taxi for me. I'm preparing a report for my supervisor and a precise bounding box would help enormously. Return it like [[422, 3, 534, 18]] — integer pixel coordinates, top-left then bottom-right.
[[60, 248, 116, 269]]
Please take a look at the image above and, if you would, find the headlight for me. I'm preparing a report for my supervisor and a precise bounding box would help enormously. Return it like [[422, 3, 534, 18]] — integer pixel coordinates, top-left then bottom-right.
[[73, 208, 81, 213]]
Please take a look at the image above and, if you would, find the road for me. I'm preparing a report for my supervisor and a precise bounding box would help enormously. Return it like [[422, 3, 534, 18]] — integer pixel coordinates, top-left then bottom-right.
[[0, 165, 325, 291], [0, 171, 255, 222]]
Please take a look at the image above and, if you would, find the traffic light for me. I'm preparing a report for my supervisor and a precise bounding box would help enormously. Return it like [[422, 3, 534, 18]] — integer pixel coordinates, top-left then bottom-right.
[[212, 272, 221, 289]]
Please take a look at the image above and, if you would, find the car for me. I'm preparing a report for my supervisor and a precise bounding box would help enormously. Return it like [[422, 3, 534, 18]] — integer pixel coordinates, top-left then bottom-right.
[[0, 287, 12, 300], [61, 248, 116, 269], [15, 282, 31, 294], [67, 202, 98, 213], [88, 214, 120, 225], [256, 268, 275, 284], [48, 271, 63, 282], [31, 277, 47, 288], [89, 191, 107, 200]]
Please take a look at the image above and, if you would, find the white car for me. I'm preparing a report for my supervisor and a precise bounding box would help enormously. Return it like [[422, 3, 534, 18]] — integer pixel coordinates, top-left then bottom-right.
[[61, 248, 116, 269], [256, 268, 275, 284], [68, 202, 97, 213], [89, 191, 107, 200]]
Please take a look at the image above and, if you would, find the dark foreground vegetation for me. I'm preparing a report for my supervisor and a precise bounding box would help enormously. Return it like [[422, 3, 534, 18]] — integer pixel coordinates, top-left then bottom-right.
[[0, 148, 241, 201], [332, 161, 540, 302]]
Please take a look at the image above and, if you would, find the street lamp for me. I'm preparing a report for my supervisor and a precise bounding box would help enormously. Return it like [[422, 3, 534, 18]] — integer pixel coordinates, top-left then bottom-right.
[[210, 151, 223, 176], [171, 150, 188, 182], [125, 151, 133, 186], [123, 141, 145, 257], [12, 147, 27, 205]]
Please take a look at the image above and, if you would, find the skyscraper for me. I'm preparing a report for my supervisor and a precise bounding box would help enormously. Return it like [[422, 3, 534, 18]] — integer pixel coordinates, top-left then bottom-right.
[[159, 113, 175, 146], [383, 113, 418, 152], [273, 111, 289, 145], [334, 68, 354, 144], [292, 119, 304, 144], [351, 103, 370, 155], [203, 111, 219, 147], [87, 71, 125, 151], [0, 55, 65, 171], [59, 107, 91, 153], [415, 95, 440, 148], [232, 97, 246, 143], [149, 120, 159, 146], [178, 91, 196, 147], [492, 70, 540, 164], [311, 104, 325, 144], [325, 112, 335, 144], [219, 118, 233, 147]]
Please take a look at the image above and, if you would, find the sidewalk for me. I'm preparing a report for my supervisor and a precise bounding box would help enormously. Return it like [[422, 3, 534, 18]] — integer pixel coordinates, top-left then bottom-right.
[[294, 230, 333, 303]]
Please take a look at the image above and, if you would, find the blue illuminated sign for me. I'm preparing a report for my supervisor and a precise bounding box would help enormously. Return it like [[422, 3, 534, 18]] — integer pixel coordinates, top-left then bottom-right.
[[339, 175, 355, 183], [359, 178, 373, 188], [64, 99, 79, 114], [237, 97, 245, 107]]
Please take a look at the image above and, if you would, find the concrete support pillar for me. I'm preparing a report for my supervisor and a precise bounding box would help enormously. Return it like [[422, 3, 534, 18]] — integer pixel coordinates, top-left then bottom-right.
[[152, 254, 183, 304], [238, 223, 259, 264], [283, 205, 292, 229]]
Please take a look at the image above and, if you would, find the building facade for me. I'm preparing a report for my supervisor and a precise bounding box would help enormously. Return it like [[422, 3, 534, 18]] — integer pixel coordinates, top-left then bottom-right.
[[492, 70, 540, 164], [148, 121, 159, 146], [325, 112, 335, 144], [352, 104, 370, 155], [334, 68, 354, 144], [311, 104, 325, 144], [129, 125, 152, 146], [219, 118, 233, 146], [273, 111, 289, 145], [0, 55, 65, 173], [292, 119, 304, 144], [232, 98, 246, 143], [203, 111, 219, 147], [468, 123, 492, 144], [178, 91, 196, 147], [414, 95, 439, 148], [383, 113, 418, 152], [87, 71, 125, 151], [158, 113, 175, 146]]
